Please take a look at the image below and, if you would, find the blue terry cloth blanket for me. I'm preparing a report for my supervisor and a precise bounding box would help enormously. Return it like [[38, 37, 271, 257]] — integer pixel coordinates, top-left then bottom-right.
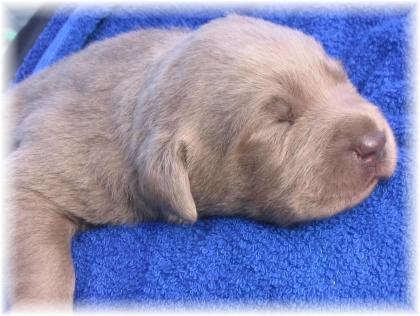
[[14, 4, 414, 310]]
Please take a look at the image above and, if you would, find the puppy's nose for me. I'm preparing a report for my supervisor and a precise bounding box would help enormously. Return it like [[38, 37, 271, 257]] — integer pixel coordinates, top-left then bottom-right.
[[355, 131, 386, 164]]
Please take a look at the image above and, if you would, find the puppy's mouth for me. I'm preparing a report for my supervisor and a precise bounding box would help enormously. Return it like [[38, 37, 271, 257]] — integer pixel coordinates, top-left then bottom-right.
[[349, 155, 393, 204], [363, 175, 379, 194], [350, 152, 397, 200], [345, 176, 378, 209], [347, 144, 396, 208]]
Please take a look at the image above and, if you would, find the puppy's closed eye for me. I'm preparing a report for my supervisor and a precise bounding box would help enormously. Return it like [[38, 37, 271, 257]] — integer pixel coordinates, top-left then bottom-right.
[[263, 96, 295, 124]]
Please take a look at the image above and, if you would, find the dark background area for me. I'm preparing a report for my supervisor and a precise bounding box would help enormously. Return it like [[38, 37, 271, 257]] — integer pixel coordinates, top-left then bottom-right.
[[5, 5, 57, 81]]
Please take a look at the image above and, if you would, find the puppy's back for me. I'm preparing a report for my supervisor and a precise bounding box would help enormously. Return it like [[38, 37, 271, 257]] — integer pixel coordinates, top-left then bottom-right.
[[7, 28, 189, 147], [6, 28, 190, 225]]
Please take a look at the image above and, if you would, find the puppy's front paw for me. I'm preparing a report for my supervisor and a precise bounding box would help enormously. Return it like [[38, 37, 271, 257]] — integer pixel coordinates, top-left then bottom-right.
[[165, 214, 194, 225]]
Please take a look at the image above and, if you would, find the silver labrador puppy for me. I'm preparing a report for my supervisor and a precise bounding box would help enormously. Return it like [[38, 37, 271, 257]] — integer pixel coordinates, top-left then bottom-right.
[[5, 15, 397, 307]]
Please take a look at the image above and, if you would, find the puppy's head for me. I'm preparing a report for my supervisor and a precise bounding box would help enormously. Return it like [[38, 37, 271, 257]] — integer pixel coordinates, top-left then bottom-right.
[[234, 74, 397, 225], [136, 15, 397, 226]]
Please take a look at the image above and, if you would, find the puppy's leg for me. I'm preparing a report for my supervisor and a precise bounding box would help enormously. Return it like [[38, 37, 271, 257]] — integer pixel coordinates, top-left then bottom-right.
[[6, 152, 78, 309], [8, 190, 77, 308]]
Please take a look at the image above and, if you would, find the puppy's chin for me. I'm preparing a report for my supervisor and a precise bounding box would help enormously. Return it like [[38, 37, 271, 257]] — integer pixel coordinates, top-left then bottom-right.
[[345, 149, 396, 210], [290, 157, 395, 223], [344, 177, 379, 210], [308, 163, 396, 222], [320, 162, 396, 221]]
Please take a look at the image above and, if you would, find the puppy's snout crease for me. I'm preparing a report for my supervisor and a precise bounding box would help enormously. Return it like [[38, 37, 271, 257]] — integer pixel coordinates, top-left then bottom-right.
[[356, 130, 386, 164]]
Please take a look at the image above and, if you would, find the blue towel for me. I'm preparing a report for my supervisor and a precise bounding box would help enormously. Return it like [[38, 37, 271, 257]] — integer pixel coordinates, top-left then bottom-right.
[[15, 5, 413, 309]]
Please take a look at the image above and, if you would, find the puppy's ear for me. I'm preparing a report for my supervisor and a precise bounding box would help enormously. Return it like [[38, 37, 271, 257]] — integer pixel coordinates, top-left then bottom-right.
[[137, 136, 197, 223]]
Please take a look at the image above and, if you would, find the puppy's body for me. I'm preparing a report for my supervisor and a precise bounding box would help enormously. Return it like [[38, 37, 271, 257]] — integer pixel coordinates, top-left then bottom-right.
[[6, 15, 397, 307], [7, 28, 187, 306], [9, 29, 186, 224]]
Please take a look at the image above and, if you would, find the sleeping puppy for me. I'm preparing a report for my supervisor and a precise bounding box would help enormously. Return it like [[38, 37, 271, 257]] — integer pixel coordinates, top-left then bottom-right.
[[5, 15, 397, 307]]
